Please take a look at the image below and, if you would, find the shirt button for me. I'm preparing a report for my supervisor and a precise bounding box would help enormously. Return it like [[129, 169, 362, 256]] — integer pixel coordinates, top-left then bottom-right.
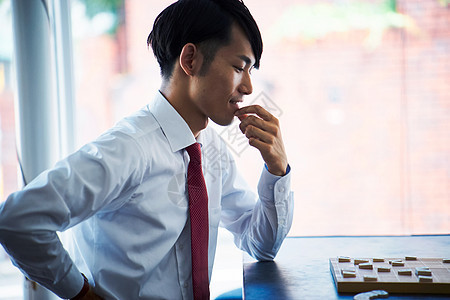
[[183, 281, 189, 288], [278, 186, 285, 193], [269, 185, 274, 190]]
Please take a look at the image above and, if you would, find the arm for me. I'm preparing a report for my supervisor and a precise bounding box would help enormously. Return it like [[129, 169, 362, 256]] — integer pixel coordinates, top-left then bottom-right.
[[221, 105, 293, 260], [221, 164, 293, 261], [73, 281, 104, 300], [0, 133, 144, 298], [70, 274, 103, 300]]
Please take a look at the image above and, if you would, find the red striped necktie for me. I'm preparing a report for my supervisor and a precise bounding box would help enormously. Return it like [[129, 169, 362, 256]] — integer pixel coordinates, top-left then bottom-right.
[[185, 142, 210, 300]]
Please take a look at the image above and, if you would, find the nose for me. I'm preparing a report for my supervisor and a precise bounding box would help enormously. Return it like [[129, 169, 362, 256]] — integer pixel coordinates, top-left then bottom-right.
[[238, 72, 253, 95]]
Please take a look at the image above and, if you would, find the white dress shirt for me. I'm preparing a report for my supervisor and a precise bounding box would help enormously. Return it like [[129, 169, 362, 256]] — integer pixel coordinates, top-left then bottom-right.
[[0, 92, 294, 299]]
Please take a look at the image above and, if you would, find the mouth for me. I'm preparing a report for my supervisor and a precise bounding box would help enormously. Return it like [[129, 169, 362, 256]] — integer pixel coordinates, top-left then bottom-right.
[[229, 98, 243, 105]]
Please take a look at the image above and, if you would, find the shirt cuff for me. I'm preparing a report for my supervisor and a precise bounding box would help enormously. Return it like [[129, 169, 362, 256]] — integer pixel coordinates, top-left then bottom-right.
[[51, 264, 85, 299], [264, 163, 291, 176], [258, 164, 291, 205]]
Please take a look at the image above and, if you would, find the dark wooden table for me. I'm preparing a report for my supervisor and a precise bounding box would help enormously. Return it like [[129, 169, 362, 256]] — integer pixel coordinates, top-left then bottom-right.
[[243, 235, 450, 299]]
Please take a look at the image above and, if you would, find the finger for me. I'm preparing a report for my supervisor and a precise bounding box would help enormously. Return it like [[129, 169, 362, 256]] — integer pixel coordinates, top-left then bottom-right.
[[248, 137, 272, 155], [235, 105, 274, 122], [237, 114, 248, 122], [244, 125, 274, 144], [239, 115, 277, 135], [240, 118, 277, 143], [248, 137, 287, 176]]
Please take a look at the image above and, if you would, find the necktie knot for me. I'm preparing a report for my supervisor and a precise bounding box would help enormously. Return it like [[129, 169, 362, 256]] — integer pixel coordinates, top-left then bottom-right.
[[186, 142, 202, 164]]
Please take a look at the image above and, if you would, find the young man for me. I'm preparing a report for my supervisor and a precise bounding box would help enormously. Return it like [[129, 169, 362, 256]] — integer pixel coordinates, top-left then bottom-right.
[[0, 0, 293, 299]]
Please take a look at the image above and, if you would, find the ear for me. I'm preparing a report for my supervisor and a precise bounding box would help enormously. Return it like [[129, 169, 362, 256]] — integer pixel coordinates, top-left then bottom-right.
[[179, 43, 201, 76]]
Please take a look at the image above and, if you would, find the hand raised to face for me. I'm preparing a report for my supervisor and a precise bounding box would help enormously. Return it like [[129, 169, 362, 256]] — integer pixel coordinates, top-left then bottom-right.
[[234, 105, 288, 176]]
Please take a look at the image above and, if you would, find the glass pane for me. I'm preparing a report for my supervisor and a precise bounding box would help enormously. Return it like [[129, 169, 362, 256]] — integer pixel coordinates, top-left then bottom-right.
[[239, 0, 450, 236], [0, 0, 23, 299], [71, 0, 450, 235], [2, 0, 446, 299], [70, 1, 449, 296]]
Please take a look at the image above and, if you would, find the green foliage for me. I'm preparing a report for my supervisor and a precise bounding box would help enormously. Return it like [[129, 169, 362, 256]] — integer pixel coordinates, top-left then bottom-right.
[[77, 0, 123, 35], [269, 0, 410, 45], [386, 0, 397, 11], [78, 0, 123, 19]]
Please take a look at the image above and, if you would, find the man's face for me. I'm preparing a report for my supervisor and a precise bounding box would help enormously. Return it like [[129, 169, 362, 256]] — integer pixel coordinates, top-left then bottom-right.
[[189, 24, 255, 126]]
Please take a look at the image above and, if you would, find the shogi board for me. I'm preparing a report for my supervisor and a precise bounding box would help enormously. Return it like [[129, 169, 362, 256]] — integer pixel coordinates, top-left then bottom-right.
[[330, 257, 450, 294]]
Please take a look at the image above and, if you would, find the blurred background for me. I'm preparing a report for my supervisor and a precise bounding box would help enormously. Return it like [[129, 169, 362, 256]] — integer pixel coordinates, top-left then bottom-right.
[[0, 0, 449, 299]]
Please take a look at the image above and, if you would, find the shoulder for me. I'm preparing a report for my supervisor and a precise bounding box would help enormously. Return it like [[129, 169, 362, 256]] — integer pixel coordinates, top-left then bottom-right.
[[78, 106, 164, 165], [111, 105, 160, 140], [96, 105, 165, 151]]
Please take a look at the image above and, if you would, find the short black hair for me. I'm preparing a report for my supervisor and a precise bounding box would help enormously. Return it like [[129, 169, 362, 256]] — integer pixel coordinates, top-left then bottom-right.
[[147, 0, 263, 79]]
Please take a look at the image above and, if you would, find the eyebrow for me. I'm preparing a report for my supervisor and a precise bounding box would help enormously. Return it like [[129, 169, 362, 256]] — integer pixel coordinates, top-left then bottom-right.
[[237, 55, 254, 66]]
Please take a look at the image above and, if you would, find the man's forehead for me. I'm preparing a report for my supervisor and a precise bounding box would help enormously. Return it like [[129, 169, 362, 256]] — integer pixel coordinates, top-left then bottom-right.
[[225, 24, 256, 64], [218, 43, 255, 66]]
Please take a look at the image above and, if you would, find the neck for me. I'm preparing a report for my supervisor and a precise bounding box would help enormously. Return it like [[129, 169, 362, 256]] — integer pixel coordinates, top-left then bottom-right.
[[159, 79, 208, 138]]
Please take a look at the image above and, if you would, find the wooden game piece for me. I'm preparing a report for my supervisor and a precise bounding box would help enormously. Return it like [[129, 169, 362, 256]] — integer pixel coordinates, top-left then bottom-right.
[[363, 275, 378, 282], [372, 258, 384, 263], [415, 267, 432, 276], [372, 290, 389, 299], [388, 259, 404, 265], [341, 267, 356, 273], [338, 256, 352, 262], [343, 271, 357, 278], [389, 259, 402, 265], [443, 258, 450, 263], [359, 263, 373, 270], [391, 261, 404, 267], [377, 266, 391, 272], [354, 290, 389, 300], [354, 259, 369, 265], [419, 275, 433, 282], [405, 256, 417, 261], [398, 269, 412, 276]]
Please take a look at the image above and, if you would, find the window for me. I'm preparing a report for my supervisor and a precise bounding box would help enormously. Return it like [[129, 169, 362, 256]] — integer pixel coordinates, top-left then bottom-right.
[[72, 0, 450, 236], [1, 0, 449, 299], [0, 1, 22, 299], [71, 1, 449, 296]]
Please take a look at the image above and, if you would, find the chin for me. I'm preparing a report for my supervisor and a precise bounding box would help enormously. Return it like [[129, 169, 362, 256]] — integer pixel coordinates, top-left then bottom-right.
[[211, 116, 234, 126]]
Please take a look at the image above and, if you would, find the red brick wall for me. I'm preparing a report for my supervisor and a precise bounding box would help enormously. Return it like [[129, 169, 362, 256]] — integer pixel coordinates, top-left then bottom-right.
[[398, 0, 450, 233], [242, 0, 450, 235], [0, 81, 17, 200]]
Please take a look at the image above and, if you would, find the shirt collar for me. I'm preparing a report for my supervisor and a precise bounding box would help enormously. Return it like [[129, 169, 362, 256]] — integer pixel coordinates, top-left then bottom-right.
[[148, 91, 197, 153]]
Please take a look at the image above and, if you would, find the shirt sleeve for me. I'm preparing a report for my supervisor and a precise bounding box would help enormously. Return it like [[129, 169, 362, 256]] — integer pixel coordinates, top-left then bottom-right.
[[0, 132, 145, 298], [219, 152, 294, 261]]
